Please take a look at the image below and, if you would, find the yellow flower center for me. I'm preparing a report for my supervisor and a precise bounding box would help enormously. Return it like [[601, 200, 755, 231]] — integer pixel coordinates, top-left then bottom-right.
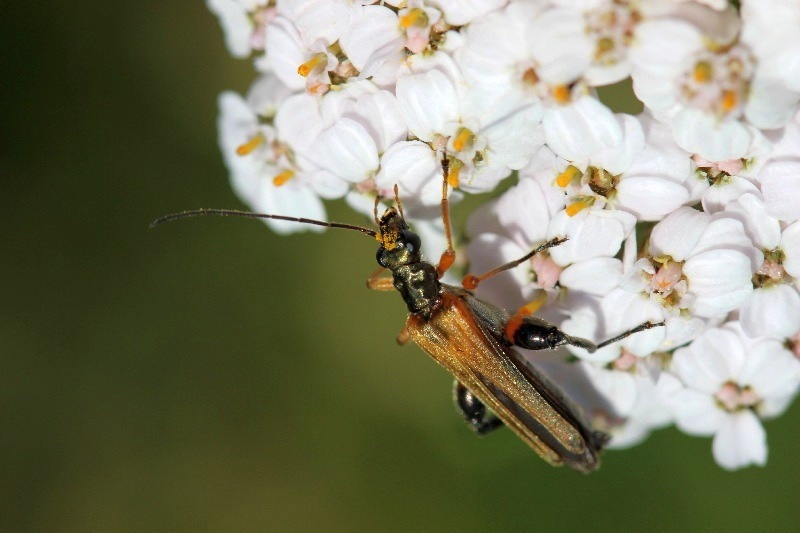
[[399, 8, 428, 29], [693, 60, 713, 83], [272, 169, 295, 186], [556, 165, 582, 187], [297, 53, 327, 77], [236, 133, 264, 156]]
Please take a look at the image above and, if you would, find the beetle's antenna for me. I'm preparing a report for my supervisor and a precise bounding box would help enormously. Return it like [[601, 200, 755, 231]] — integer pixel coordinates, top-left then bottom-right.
[[150, 208, 378, 238], [393, 184, 404, 219], [373, 194, 382, 225]]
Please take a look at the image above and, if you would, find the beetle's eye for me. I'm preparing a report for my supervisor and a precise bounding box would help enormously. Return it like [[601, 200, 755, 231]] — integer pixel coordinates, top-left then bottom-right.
[[402, 230, 421, 254]]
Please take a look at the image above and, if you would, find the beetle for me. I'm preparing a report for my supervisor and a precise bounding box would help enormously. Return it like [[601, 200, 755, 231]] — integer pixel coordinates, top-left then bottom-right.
[[152, 159, 663, 473]]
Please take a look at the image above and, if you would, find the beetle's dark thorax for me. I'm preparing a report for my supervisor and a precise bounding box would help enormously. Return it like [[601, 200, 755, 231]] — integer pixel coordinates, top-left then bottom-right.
[[391, 262, 440, 318], [376, 208, 442, 319]]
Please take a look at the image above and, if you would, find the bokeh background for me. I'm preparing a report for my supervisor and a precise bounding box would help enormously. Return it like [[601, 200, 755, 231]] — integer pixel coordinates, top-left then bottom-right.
[[4, 2, 800, 531]]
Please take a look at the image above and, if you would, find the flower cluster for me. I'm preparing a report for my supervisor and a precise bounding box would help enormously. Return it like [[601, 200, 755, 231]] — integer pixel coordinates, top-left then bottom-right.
[[208, 0, 800, 470]]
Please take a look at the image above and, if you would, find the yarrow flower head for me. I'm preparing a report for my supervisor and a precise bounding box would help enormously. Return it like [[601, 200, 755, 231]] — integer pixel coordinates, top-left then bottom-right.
[[207, 0, 800, 469]]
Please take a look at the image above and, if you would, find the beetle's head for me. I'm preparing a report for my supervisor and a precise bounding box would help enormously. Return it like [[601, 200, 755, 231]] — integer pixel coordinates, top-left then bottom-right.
[[376, 207, 422, 269]]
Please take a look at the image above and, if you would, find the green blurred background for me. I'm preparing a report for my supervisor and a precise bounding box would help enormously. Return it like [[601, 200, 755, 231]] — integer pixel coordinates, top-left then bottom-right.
[[3, 2, 799, 531]]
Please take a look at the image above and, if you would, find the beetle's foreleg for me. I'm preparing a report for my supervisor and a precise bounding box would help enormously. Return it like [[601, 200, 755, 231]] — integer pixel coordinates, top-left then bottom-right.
[[453, 381, 504, 435], [396, 325, 411, 346], [367, 266, 395, 291]]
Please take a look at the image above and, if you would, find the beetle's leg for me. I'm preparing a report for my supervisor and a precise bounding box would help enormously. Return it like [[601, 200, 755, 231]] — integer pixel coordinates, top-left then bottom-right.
[[367, 266, 395, 291], [506, 310, 665, 353], [396, 325, 411, 346], [461, 236, 567, 290], [436, 156, 456, 278], [595, 320, 665, 349], [454, 381, 504, 435]]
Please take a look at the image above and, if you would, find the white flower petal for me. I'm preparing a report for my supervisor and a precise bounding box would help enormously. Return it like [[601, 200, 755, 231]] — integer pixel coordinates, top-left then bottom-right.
[[669, 388, 724, 436], [740, 285, 800, 339], [264, 16, 307, 91], [305, 167, 349, 200], [483, 102, 545, 170], [246, 75, 294, 118], [684, 249, 753, 317], [207, 0, 254, 58], [548, 209, 635, 265], [782, 221, 800, 277], [629, 116, 692, 179], [339, 5, 401, 72], [723, 193, 781, 252], [692, 216, 756, 265], [430, 0, 507, 26], [560, 258, 622, 296], [542, 96, 621, 164], [274, 93, 323, 152], [316, 118, 378, 182], [591, 114, 645, 176], [739, 339, 800, 400], [630, 20, 703, 112], [326, 89, 407, 153], [375, 141, 439, 203], [495, 178, 553, 247], [672, 108, 754, 162], [396, 66, 459, 141], [527, 8, 593, 84], [745, 73, 800, 130], [672, 328, 741, 393], [583, 366, 638, 417], [660, 315, 711, 351], [759, 394, 799, 419], [466, 233, 528, 310], [616, 176, 690, 221], [282, 0, 352, 44], [712, 410, 767, 470], [255, 183, 326, 234], [759, 159, 800, 223], [600, 290, 666, 356], [649, 207, 709, 261], [701, 176, 761, 214]]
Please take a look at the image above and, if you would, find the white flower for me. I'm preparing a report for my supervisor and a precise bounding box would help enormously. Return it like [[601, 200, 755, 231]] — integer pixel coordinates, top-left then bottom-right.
[[208, 0, 271, 58], [581, 356, 672, 448], [456, 2, 618, 162], [630, 11, 799, 161], [756, 116, 800, 223], [740, 1, 800, 118], [312, 81, 408, 185], [624, 207, 758, 319], [264, 15, 353, 94], [339, 4, 404, 87], [548, 113, 693, 221], [581, 0, 641, 86], [725, 193, 800, 338], [660, 322, 800, 470], [206, 0, 800, 470], [465, 174, 565, 310], [427, 0, 508, 26], [217, 91, 327, 234], [561, 289, 665, 362], [782, 220, 800, 279], [397, 2, 442, 55], [277, 0, 354, 45], [396, 51, 544, 193]]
